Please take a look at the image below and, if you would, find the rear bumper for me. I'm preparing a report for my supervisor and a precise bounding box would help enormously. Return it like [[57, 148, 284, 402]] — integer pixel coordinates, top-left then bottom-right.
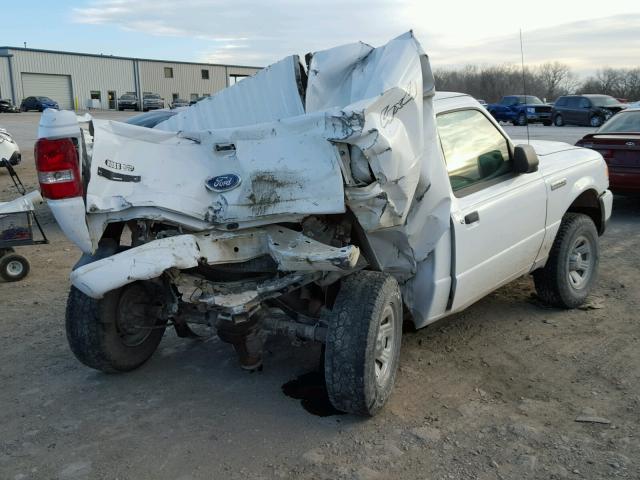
[[70, 225, 360, 299], [609, 168, 640, 193]]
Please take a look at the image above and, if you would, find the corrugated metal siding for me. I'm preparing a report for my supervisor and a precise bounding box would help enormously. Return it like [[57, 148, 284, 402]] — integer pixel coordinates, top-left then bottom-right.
[[8, 49, 135, 110], [0, 57, 11, 101], [138, 61, 228, 102], [3, 48, 260, 110]]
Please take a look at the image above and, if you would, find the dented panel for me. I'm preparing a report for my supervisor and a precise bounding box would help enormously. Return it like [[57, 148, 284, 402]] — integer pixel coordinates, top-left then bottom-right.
[[60, 32, 452, 323], [71, 226, 360, 299]]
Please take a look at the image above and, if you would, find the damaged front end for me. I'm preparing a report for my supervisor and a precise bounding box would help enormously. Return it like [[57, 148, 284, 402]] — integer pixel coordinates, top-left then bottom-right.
[[42, 32, 449, 372]]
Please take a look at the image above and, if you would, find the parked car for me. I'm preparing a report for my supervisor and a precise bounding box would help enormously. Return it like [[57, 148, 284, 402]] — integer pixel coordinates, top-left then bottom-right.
[[142, 94, 164, 111], [118, 94, 139, 111], [476, 99, 488, 107], [576, 107, 640, 193], [552, 94, 626, 127], [487, 95, 552, 126], [0, 99, 19, 113], [20, 96, 59, 112], [126, 109, 178, 128], [626, 100, 640, 109], [35, 33, 612, 416], [0, 127, 21, 166], [170, 98, 190, 109]]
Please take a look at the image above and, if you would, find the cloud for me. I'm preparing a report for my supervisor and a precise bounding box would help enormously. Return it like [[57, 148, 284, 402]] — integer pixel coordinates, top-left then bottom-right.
[[72, 0, 419, 65], [71, 1, 640, 73], [428, 14, 640, 74]]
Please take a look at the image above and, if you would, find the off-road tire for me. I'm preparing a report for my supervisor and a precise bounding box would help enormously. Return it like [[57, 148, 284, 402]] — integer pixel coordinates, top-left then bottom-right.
[[554, 114, 564, 127], [324, 271, 402, 416], [66, 283, 167, 373], [0, 253, 30, 281], [534, 213, 599, 308]]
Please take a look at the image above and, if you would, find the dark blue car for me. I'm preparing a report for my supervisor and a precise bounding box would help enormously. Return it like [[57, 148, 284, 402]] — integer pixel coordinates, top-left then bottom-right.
[[20, 96, 59, 112], [487, 95, 552, 126]]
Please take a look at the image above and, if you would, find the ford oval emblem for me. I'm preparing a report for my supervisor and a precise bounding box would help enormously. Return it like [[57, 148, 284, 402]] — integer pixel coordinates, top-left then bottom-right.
[[626, 141, 636, 147], [205, 174, 242, 192]]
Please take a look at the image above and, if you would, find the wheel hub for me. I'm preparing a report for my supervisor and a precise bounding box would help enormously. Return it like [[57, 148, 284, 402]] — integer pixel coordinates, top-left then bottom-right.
[[116, 284, 159, 346], [6, 260, 24, 277], [567, 235, 593, 289], [374, 305, 396, 387]]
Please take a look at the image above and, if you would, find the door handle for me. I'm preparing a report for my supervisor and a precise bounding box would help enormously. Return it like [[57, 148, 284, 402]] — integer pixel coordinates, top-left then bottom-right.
[[464, 211, 480, 224]]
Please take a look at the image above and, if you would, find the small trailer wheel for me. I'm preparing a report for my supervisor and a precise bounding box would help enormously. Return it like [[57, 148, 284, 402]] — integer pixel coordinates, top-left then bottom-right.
[[0, 253, 30, 282]]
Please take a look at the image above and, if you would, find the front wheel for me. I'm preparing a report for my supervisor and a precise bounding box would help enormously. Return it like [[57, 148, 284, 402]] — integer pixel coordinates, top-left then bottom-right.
[[324, 271, 403, 416], [534, 213, 599, 308], [516, 113, 528, 126], [554, 114, 564, 127], [66, 282, 167, 372], [590, 115, 604, 127]]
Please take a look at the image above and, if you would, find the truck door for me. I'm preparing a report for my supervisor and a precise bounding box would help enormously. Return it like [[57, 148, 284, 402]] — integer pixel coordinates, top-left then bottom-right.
[[436, 109, 547, 312]]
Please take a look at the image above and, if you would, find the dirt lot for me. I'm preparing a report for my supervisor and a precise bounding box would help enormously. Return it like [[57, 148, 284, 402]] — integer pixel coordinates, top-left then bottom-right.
[[1, 113, 638, 480]]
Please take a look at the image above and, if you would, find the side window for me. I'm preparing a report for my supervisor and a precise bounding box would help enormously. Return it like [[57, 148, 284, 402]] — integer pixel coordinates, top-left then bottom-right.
[[437, 109, 512, 194], [579, 98, 591, 108], [555, 97, 567, 107], [567, 97, 581, 108]]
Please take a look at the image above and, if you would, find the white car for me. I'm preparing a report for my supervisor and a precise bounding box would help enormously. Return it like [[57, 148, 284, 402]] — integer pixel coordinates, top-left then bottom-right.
[[34, 33, 612, 416], [0, 128, 21, 167]]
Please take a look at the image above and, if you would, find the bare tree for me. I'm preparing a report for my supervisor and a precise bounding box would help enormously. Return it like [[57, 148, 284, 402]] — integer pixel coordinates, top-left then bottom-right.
[[536, 62, 577, 101], [433, 64, 640, 103]]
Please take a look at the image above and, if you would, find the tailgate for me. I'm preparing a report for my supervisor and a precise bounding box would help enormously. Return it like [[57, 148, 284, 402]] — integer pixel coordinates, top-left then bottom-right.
[[86, 116, 346, 227]]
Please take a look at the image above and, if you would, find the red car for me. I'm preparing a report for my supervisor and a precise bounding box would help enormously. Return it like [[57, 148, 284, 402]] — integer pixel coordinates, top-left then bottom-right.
[[576, 108, 640, 193]]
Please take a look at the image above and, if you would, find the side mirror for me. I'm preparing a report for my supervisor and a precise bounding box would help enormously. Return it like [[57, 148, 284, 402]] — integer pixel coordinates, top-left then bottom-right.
[[513, 144, 539, 174]]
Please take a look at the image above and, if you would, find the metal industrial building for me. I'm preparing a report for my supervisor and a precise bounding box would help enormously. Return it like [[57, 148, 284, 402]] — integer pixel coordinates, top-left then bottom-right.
[[0, 46, 260, 111]]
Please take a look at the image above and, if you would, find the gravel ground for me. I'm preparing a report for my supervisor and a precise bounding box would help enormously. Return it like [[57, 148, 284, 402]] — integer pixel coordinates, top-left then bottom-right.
[[0, 113, 638, 480]]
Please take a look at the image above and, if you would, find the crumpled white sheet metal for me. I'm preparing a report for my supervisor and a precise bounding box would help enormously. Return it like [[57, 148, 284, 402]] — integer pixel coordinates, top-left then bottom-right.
[[87, 114, 346, 225], [156, 55, 305, 132], [85, 31, 451, 323]]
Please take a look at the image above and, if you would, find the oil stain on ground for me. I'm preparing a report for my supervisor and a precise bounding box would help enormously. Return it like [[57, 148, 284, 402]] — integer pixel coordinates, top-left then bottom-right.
[[282, 370, 345, 417]]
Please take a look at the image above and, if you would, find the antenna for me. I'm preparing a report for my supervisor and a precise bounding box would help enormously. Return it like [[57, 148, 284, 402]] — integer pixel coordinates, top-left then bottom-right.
[[519, 29, 530, 144]]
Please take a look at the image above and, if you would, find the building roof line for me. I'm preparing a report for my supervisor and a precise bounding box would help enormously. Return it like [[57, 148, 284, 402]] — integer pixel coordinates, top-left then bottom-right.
[[0, 46, 262, 70]]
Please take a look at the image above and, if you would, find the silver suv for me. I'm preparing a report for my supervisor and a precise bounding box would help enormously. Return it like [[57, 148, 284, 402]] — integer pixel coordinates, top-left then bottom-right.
[[142, 93, 164, 111]]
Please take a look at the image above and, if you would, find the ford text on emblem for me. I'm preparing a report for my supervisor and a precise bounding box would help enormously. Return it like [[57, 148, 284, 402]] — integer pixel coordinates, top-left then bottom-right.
[[205, 174, 242, 192]]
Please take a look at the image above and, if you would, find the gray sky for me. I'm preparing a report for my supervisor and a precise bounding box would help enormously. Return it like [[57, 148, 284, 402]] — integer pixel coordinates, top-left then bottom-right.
[[68, 1, 640, 73]]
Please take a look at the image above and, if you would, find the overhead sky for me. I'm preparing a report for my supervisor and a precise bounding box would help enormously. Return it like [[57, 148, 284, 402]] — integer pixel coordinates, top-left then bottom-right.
[[4, 1, 640, 75]]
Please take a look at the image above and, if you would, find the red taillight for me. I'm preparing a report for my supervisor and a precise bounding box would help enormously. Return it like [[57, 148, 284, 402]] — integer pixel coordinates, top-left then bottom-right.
[[35, 138, 82, 200]]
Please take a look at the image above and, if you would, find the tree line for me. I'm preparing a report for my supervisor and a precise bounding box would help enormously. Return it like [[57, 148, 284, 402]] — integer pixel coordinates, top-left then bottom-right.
[[433, 63, 640, 103]]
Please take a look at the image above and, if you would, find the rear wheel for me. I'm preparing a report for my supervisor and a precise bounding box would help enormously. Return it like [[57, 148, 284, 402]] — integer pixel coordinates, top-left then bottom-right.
[[0, 253, 30, 282], [66, 283, 167, 372], [324, 271, 402, 416], [534, 213, 599, 308], [554, 114, 564, 126]]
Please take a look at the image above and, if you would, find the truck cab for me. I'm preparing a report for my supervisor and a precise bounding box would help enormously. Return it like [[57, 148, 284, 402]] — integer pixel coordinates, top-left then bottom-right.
[[487, 95, 553, 126]]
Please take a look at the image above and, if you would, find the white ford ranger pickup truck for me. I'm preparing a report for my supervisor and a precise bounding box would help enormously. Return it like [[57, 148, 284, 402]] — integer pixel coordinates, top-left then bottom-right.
[[34, 33, 612, 415]]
